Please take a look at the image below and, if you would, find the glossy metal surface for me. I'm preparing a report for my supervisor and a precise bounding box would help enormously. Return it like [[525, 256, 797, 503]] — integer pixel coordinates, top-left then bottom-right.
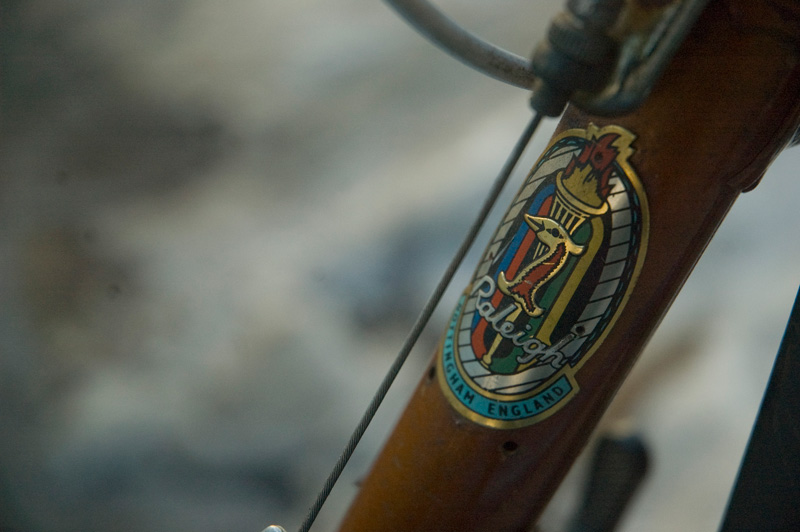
[[338, 0, 800, 530]]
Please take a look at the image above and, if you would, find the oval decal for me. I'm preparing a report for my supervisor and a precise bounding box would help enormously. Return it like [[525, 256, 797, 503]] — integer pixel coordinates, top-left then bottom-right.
[[438, 124, 649, 429]]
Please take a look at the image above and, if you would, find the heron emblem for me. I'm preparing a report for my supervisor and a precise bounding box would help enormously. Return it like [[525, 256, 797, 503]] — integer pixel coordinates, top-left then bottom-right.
[[497, 215, 586, 317]]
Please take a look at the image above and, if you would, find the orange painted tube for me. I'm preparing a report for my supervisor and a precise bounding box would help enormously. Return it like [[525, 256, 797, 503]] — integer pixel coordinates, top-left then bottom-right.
[[337, 0, 800, 530]]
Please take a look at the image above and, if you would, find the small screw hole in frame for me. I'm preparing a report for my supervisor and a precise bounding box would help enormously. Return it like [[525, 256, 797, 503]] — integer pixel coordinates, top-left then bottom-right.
[[502, 441, 519, 454]]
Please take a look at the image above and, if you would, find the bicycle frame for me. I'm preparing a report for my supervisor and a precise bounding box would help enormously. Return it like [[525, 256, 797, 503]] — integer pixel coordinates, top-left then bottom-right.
[[335, 0, 800, 530], [3, 2, 800, 532]]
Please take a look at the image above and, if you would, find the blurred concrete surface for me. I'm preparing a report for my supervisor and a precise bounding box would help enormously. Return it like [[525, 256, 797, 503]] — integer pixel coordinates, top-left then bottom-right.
[[1, 1, 798, 531]]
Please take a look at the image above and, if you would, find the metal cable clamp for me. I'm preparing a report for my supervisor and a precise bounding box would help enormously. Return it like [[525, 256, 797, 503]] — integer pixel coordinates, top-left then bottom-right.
[[387, 0, 711, 116]]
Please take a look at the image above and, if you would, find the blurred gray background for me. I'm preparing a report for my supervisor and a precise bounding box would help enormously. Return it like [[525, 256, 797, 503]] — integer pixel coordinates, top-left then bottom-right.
[[1, 1, 799, 531]]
